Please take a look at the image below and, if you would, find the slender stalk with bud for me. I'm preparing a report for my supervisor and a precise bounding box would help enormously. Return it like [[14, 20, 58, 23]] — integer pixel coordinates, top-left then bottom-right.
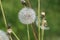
[[18, 4, 36, 40], [0, 0, 20, 40], [25, 0, 38, 40]]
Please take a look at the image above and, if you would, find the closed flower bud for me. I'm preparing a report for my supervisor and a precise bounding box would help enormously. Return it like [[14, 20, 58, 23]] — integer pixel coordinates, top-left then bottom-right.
[[20, 0, 26, 3], [43, 20, 47, 23], [7, 29, 12, 34], [41, 12, 45, 16], [20, 0, 27, 6]]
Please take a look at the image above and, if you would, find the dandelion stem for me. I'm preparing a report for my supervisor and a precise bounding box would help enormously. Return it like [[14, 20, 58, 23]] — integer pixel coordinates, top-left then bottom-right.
[[41, 18, 45, 40], [41, 29, 44, 40], [12, 30, 20, 40], [0, 0, 13, 40], [0, 0, 7, 28], [27, 24, 30, 40], [31, 24, 38, 40], [38, 0, 40, 40], [10, 35, 13, 40], [0, 1, 13, 40], [26, 0, 38, 40], [26, 0, 31, 8]]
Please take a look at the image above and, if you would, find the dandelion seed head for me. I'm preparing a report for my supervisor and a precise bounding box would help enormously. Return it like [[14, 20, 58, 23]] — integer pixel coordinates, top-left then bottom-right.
[[18, 7, 36, 24], [0, 30, 9, 40]]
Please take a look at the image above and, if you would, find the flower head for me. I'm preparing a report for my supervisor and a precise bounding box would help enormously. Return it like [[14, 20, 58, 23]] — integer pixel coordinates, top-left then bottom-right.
[[0, 30, 9, 40], [18, 7, 36, 24]]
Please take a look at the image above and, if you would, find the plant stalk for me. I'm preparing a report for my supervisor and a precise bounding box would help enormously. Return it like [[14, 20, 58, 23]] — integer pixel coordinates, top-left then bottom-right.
[[27, 24, 30, 40], [0, 0, 20, 40], [38, 0, 40, 40]]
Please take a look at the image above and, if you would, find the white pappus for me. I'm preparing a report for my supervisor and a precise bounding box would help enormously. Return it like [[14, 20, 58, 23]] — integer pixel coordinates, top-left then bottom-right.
[[0, 30, 9, 40], [18, 7, 36, 24]]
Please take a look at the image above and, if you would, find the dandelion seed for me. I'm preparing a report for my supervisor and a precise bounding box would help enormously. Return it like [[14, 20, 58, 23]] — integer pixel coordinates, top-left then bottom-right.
[[18, 7, 36, 24], [0, 30, 9, 40], [40, 26, 50, 30]]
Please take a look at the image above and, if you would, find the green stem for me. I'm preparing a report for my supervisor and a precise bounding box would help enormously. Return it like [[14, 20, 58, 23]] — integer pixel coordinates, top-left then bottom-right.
[[41, 19, 45, 40], [38, 21, 40, 40], [26, 0, 38, 40], [38, 0, 40, 40], [26, 0, 31, 8], [10, 35, 13, 40], [31, 24, 38, 40], [0, 0, 7, 27], [12, 31, 20, 40], [0, 0, 20, 40], [27, 24, 30, 40], [0, 0, 13, 40], [41, 29, 44, 40]]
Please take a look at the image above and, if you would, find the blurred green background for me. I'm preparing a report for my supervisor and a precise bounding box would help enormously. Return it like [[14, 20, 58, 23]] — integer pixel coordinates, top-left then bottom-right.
[[0, 0, 60, 40]]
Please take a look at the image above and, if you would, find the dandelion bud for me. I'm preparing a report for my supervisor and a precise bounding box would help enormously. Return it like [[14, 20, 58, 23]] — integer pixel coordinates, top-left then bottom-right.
[[7, 23, 12, 34], [20, 0, 27, 6], [18, 7, 36, 24], [20, 0, 26, 3], [7, 23, 11, 29], [7, 29, 12, 34], [44, 20, 47, 23], [41, 12, 45, 16], [0, 30, 9, 40]]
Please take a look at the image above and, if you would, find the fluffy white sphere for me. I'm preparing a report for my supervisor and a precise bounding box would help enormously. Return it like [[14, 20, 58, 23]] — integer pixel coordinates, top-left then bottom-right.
[[0, 30, 9, 40], [18, 7, 36, 24]]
